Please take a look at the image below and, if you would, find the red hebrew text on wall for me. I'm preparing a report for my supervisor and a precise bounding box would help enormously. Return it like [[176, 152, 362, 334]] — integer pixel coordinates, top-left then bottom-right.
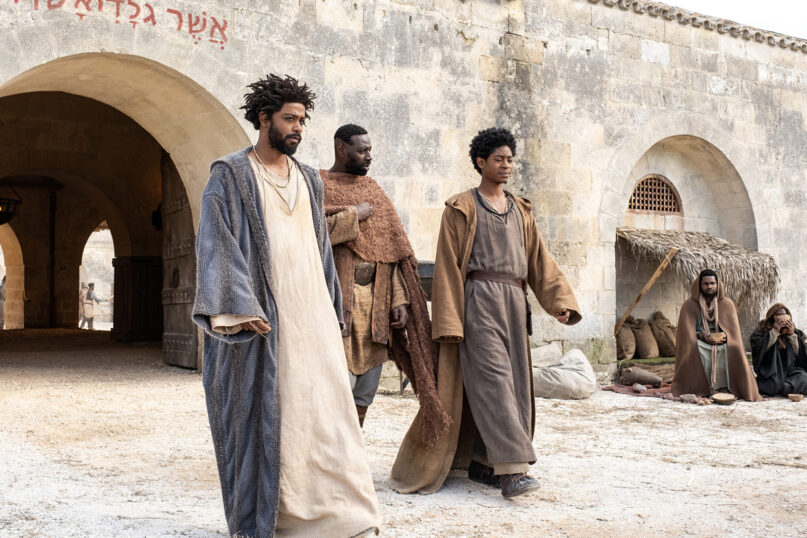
[[11, 0, 229, 49]]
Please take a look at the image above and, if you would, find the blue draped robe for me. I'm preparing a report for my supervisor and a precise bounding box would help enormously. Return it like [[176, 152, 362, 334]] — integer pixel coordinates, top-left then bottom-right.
[[192, 147, 342, 537]]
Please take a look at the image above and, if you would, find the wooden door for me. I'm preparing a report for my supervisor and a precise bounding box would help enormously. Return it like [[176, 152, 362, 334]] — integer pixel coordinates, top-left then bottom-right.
[[161, 150, 198, 368]]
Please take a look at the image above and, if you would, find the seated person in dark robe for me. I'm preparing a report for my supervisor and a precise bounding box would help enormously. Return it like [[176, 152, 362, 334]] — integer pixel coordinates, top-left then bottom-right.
[[750, 303, 807, 396]]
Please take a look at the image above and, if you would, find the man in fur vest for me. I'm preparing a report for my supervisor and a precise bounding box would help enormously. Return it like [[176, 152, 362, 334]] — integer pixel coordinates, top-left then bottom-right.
[[322, 124, 447, 434], [389, 127, 581, 499], [672, 269, 761, 401]]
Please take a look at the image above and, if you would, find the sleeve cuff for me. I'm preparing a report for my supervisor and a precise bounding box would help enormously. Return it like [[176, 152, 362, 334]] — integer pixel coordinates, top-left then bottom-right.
[[210, 314, 263, 335]]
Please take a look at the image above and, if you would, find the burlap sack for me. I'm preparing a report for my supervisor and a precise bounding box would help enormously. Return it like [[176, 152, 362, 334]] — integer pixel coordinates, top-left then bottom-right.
[[631, 318, 659, 359], [649, 311, 677, 357], [616, 325, 636, 360]]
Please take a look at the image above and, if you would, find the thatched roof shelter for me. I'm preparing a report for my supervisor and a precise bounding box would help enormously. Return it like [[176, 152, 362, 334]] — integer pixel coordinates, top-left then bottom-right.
[[616, 227, 779, 315]]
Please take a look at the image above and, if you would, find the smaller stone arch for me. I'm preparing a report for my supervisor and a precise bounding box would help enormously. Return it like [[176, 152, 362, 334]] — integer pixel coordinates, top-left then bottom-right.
[[614, 134, 759, 331], [0, 223, 24, 329], [79, 222, 115, 331]]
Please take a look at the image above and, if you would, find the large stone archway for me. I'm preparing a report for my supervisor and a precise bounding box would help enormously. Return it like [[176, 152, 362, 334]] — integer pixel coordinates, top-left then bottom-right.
[[0, 53, 250, 223], [0, 54, 248, 367]]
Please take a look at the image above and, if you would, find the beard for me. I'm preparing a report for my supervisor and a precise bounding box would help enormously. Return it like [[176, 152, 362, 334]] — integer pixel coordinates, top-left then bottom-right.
[[345, 158, 369, 176], [268, 123, 301, 156], [701, 288, 717, 299]]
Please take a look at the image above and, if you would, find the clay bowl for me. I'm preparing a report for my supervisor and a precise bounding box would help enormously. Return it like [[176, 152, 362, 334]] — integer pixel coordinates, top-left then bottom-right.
[[712, 393, 736, 405], [788, 393, 804, 402]]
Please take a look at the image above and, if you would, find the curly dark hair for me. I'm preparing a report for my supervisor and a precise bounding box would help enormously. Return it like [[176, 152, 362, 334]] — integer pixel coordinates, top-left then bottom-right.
[[241, 74, 317, 130], [334, 124, 368, 143], [469, 127, 517, 174], [698, 268, 718, 286]]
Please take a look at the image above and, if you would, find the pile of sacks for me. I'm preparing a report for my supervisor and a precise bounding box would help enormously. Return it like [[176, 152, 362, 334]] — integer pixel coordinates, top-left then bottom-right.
[[616, 311, 677, 360], [531, 342, 597, 400]]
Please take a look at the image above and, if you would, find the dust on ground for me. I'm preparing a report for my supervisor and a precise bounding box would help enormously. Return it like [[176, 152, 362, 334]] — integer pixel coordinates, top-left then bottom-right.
[[1, 330, 805, 537]]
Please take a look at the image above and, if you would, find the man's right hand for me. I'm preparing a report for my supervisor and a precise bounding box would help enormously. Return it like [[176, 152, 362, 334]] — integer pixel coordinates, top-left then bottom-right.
[[356, 202, 373, 222], [241, 319, 271, 334]]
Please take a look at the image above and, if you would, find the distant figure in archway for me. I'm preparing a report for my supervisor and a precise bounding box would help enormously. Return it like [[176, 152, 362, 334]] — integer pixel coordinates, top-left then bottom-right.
[[673, 269, 761, 401], [80, 282, 101, 330], [78, 282, 87, 328], [750, 304, 807, 396], [193, 74, 379, 537]]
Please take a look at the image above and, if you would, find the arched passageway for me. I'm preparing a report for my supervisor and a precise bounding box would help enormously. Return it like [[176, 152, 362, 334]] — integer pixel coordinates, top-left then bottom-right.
[[0, 223, 24, 329], [79, 223, 115, 331], [0, 53, 249, 368]]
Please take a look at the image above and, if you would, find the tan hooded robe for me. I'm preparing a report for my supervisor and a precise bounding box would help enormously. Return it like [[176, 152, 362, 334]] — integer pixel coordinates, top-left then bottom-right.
[[389, 189, 581, 493], [672, 279, 762, 401]]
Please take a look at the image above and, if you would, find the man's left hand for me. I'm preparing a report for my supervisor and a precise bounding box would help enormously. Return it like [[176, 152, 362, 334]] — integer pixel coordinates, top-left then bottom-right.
[[391, 305, 408, 329], [554, 309, 571, 324]]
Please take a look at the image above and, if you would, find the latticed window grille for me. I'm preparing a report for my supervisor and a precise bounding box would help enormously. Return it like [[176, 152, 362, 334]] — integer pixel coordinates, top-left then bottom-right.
[[628, 175, 682, 214]]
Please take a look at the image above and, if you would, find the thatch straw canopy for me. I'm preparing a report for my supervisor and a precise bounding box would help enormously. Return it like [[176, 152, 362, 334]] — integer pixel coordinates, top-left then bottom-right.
[[616, 227, 779, 315]]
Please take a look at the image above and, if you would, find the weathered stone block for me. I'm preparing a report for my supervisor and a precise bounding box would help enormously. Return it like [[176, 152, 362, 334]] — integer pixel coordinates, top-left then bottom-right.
[[478, 55, 504, 82], [503, 32, 544, 65], [641, 39, 670, 65], [707, 75, 739, 96], [664, 21, 692, 47], [692, 28, 719, 51]]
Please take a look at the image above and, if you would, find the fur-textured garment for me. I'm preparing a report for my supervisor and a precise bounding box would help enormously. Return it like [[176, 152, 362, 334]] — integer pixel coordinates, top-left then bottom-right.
[[192, 147, 343, 538], [672, 279, 761, 401], [390, 189, 581, 494], [322, 170, 449, 445]]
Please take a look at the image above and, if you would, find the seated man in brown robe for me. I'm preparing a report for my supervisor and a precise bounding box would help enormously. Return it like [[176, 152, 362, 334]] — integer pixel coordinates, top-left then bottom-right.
[[750, 303, 807, 396], [672, 269, 761, 401], [389, 128, 581, 499], [323, 124, 443, 429]]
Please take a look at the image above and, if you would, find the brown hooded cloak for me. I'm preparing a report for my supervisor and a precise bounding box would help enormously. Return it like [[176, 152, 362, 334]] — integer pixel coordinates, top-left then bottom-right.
[[672, 279, 761, 401], [389, 189, 581, 494]]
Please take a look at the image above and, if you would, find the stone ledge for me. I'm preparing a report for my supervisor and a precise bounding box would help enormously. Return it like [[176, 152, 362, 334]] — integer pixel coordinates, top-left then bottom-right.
[[589, 0, 807, 55]]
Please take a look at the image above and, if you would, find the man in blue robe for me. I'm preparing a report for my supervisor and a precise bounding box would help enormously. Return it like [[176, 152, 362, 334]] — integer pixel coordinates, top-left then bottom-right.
[[192, 74, 379, 538]]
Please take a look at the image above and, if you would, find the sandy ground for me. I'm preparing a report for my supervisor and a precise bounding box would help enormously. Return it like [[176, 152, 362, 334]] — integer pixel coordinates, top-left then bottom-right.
[[1, 330, 806, 537]]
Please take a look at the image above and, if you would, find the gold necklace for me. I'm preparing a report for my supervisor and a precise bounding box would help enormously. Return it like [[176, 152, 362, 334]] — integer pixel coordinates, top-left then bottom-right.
[[253, 146, 291, 189]]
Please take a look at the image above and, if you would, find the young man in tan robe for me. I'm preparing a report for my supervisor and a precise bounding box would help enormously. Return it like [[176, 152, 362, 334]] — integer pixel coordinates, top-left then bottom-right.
[[390, 127, 581, 498], [672, 269, 761, 401], [193, 75, 379, 537], [323, 124, 447, 433]]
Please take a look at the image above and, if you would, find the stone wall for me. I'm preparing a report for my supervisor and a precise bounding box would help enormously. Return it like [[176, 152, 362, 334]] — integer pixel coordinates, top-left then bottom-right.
[[2, 0, 807, 364]]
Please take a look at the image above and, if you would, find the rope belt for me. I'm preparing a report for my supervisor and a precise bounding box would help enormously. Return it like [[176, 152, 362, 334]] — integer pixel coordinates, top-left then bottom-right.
[[467, 271, 524, 289]]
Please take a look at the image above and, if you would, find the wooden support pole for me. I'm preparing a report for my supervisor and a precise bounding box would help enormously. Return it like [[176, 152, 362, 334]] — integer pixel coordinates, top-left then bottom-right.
[[614, 247, 679, 336]]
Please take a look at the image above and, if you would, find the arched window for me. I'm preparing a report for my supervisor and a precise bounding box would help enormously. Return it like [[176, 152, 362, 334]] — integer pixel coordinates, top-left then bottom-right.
[[627, 175, 682, 214]]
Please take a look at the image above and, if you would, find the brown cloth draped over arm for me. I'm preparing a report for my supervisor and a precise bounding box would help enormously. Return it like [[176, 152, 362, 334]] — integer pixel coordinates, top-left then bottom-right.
[[672, 279, 761, 401], [390, 190, 581, 494], [322, 170, 449, 444]]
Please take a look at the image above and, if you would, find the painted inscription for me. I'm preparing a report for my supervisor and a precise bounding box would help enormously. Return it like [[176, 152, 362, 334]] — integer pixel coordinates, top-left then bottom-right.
[[12, 0, 228, 49]]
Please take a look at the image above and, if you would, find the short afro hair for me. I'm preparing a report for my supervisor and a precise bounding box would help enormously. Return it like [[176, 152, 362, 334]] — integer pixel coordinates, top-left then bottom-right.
[[469, 127, 517, 174], [334, 124, 368, 144], [698, 268, 718, 286], [241, 74, 316, 130]]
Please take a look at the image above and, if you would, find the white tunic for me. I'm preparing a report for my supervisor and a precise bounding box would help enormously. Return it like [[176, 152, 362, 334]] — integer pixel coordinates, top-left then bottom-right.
[[254, 155, 380, 536]]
